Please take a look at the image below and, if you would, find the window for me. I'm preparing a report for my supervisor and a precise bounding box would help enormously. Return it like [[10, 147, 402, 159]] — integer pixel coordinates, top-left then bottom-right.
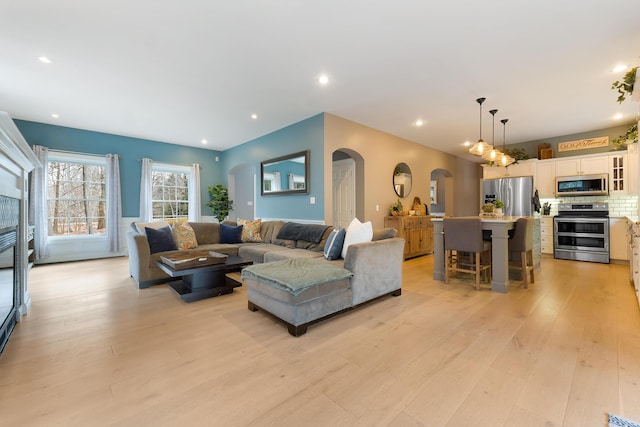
[[263, 172, 278, 192], [292, 174, 305, 189], [151, 164, 190, 221], [47, 152, 106, 236]]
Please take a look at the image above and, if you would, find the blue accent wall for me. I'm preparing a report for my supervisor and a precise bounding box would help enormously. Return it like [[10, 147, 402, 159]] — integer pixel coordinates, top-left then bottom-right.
[[222, 114, 325, 221], [14, 120, 224, 217]]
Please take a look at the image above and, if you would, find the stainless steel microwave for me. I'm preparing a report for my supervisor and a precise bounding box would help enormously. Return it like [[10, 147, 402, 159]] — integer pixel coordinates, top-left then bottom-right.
[[555, 174, 608, 197]]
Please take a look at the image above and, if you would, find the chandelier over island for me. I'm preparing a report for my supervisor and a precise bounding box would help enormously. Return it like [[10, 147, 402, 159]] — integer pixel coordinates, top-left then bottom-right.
[[468, 97, 514, 166], [468, 97, 491, 156], [500, 119, 515, 166]]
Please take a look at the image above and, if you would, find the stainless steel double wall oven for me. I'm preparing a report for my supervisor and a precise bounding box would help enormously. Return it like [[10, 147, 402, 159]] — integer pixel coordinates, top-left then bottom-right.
[[553, 202, 609, 264]]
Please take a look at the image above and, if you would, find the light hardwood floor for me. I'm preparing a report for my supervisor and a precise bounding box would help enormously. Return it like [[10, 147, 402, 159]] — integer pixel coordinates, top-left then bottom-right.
[[1, 255, 640, 426]]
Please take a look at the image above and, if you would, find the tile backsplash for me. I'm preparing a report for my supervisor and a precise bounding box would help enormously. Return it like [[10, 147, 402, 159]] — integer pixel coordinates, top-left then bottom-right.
[[539, 194, 638, 217]]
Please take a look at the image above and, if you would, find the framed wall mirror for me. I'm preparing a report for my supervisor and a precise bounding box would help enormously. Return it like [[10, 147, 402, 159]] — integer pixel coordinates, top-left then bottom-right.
[[261, 150, 310, 196], [393, 162, 412, 197]]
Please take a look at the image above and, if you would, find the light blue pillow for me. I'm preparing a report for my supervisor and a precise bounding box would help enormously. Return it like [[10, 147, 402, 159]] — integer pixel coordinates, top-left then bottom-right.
[[323, 228, 346, 260]]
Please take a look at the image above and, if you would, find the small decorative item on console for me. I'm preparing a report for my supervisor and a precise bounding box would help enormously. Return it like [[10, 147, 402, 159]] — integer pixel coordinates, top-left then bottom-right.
[[412, 197, 426, 216]]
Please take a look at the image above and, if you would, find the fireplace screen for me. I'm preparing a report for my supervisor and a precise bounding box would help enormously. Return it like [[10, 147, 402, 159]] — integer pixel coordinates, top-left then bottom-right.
[[0, 227, 17, 354], [0, 195, 19, 355]]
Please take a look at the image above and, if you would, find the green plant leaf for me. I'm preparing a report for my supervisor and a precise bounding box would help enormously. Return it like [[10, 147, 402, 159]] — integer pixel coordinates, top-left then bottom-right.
[[207, 184, 233, 222]]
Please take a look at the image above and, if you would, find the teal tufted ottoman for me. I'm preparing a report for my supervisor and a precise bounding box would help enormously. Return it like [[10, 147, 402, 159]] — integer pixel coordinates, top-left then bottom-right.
[[241, 258, 354, 336]]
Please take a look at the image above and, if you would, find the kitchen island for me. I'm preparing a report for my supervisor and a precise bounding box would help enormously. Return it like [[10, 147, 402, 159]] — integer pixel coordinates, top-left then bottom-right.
[[432, 216, 535, 293]]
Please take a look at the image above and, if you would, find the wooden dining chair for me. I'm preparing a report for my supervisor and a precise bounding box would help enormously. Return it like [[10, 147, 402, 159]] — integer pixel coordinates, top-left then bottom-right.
[[443, 218, 492, 290], [508, 217, 534, 288]]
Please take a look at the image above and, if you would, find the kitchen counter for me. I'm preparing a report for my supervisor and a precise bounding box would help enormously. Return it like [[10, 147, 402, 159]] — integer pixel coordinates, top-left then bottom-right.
[[432, 216, 535, 293], [625, 216, 640, 309]]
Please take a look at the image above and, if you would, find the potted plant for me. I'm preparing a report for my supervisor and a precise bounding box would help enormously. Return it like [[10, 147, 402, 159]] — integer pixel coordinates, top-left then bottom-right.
[[481, 203, 495, 214], [501, 148, 530, 165], [612, 66, 638, 103], [611, 122, 638, 150], [493, 199, 505, 216], [391, 199, 404, 216], [207, 184, 233, 222]]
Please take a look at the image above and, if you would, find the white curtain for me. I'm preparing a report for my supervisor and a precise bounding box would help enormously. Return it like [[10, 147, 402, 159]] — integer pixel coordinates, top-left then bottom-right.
[[288, 173, 294, 190], [273, 172, 281, 191], [188, 163, 201, 222], [29, 145, 49, 260], [139, 158, 153, 222], [106, 154, 122, 252]]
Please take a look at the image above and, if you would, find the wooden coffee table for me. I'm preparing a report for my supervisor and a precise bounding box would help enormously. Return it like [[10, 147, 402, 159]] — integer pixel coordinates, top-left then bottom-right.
[[157, 255, 252, 302]]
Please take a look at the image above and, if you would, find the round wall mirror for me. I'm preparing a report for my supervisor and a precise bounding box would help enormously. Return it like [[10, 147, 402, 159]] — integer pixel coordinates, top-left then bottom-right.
[[393, 162, 412, 197]]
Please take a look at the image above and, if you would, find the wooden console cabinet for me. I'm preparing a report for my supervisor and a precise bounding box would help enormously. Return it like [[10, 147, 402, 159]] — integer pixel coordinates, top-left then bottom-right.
[[384, 215, 434, 259]]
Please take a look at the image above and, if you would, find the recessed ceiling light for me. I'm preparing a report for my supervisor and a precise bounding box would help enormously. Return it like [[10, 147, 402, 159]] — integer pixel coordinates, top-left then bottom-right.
[[318, 74, 329, 85], [51, 113, 59, 118], [201, 139, 207, 144], [613, 64, 628, 73], [613, 113, 624, 120], [463, 141, 471, 147], [38, 56, 53, 64], [251, 114, 258, 120], [415, 119, 424, 127]]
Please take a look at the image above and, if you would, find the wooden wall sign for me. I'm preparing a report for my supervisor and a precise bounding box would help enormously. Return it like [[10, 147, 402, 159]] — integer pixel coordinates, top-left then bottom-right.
[[557, 136, 609, 152]]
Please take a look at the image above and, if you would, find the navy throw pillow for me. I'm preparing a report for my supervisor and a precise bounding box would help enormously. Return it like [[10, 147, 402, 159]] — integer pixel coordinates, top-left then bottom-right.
[[145, 226, 177, 254], [323, 228, 346, 260], [220, 223, 243, 244]]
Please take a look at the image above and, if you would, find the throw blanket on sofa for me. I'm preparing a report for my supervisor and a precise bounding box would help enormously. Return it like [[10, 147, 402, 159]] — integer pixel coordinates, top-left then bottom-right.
[[276, 222, 331, 243], [241, 258, 353, 296]]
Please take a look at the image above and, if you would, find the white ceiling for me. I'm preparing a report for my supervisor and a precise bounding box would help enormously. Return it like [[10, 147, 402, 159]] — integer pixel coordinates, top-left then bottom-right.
[[2, 1, 640, 162]]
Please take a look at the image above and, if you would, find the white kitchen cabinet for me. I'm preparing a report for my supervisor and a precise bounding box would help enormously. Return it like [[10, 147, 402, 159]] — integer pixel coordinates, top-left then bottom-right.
[[482, 159, 536, 180], [609, 153, 628, 194], [627, 143, 637, 195], [540, 216, 553, 254], [554, 155, 609, 176], [610, 217, 629, 261], [508, 160, 536, 178], [482, 165, 508, 179], [627, 218, 640, 309], [535, 160, 556, 197]]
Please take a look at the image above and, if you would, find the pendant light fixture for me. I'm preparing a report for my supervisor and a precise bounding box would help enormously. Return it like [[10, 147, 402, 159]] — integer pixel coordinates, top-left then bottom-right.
[[468, 97, 492, 156], [500, 118, 515, 166], [482, 109, 501, 161]]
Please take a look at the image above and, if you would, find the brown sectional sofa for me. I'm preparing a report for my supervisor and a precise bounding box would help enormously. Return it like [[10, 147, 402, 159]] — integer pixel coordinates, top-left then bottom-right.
[[127, 219, 405, 335], [126, 220, 401, 287]]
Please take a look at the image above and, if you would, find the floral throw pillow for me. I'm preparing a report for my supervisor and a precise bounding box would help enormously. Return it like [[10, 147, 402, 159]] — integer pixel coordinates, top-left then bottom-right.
[[238, 218, 262, 242], [173, 223, 198, 249]]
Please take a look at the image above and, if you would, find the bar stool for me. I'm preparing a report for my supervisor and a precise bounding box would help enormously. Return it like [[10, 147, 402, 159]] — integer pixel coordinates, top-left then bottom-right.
[[443, 218, 492, 290], [508, 217, 534, 288]]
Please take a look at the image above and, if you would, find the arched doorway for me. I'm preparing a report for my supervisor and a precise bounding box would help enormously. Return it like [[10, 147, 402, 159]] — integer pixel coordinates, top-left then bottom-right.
[[430, 168, 453, 216]]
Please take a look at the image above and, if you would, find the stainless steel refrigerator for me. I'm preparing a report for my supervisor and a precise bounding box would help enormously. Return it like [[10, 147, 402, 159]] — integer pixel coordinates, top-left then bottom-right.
[[481, 176, 534, 216]]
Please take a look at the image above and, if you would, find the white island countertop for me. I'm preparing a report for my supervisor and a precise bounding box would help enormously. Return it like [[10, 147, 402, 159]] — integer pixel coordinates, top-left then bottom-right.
[[431, 215, 530, 223]]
